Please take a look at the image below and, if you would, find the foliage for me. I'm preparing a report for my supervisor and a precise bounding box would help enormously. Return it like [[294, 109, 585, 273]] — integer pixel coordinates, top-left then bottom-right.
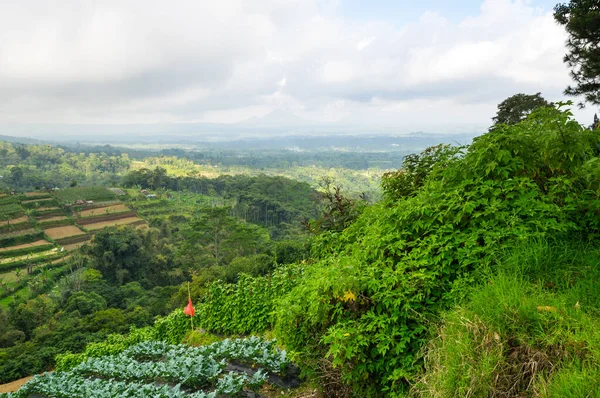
[[89, 227, 179, 287], [304, 179, 367, 234], [0, 204, 23, 219], [554, 0, 600, 106], [273, 105, 600, 395], [0, 230, 44, 249], [381, 144, 464, 200], [3, 337, 289, 398], [412, 239, 600, 397], [0, 243, 54, 259], [197, 264, 303, 335], [490, 93, 552, 128], [54, 187, 116, 204]]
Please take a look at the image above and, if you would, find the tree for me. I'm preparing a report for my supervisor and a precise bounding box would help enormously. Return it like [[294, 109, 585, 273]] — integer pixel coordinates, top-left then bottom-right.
[[554, 1, 600, 106], [10, 167, 24, 185], [491, 93, 551, 128]]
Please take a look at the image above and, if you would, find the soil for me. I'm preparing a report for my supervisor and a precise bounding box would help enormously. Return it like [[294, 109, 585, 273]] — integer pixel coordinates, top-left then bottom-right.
[[0, 376, 33, 393], [79, 204, 130, 218], [0, 216, 29, 227], [44, 226, 86, 239], [85, 217, 144, 230], [0, 240, 50, 252]]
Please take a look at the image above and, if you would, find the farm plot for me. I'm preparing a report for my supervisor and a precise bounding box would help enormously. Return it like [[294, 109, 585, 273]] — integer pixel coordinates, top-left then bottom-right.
[[0, 216, 28, 227], [37, 207, 60, 212], [44, 226, 86, 240], [85, 217, 145, 230], [2, 337, 297, 398], [21, 198, 54, 204], [24, 192, 50, 198], [54, 187, 116, 204], [0, 240, 51, 253], [37, 215, 68, 223], [0, 248, 58, 265], [79, 204, 131, 218]]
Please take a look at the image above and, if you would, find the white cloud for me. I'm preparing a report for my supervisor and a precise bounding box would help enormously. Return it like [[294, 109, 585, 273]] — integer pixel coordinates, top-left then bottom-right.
[[0, 0, 594, 133]]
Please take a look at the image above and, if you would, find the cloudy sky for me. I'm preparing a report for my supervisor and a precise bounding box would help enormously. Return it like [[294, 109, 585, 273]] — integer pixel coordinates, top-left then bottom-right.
[[0, 0, 595, 137]]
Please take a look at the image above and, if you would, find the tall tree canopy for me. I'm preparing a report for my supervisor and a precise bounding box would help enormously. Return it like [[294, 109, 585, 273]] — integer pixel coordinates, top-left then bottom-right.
[[554, 0, 600, 106], [491, 93, 551, 128]]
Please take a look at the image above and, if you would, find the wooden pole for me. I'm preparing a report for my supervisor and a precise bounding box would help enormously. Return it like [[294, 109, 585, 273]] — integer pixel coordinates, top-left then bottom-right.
[[188, 281, 194, 332]]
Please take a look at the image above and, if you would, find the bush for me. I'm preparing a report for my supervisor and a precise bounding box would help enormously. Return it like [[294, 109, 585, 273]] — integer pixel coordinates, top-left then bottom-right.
[[273, 105, 600, 395]]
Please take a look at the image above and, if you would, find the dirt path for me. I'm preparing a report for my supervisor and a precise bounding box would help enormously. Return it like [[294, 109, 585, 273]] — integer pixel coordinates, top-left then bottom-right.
[[0, 376, 33, 393]]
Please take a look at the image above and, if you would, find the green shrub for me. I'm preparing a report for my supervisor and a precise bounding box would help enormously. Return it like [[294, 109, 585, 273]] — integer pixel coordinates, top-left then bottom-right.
[[197, 264, 303, 335], [55, 352, 87, 372], [274, 105, 600, 395], [153, 309, 192, 345]]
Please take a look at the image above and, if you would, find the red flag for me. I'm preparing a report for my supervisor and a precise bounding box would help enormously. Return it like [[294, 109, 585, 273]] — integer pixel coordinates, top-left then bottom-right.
[[184, 298, 195, 317]]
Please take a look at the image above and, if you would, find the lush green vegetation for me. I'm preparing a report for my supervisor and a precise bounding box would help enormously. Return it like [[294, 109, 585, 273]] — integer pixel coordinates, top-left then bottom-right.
[[2, 103, 600, 397], [54, 187, 116, 204]]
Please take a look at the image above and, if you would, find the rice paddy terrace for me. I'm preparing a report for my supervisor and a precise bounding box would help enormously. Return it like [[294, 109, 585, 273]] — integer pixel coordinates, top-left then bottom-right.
[[0, 187, 146, 306]]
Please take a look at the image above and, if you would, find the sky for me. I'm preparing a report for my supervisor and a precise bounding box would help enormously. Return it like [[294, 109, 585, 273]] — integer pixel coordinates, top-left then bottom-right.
[[0, 0, 596, 138]]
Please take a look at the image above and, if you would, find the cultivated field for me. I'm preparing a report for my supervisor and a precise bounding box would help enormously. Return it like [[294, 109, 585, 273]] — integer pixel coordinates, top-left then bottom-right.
[[24, 192, 50, 198], [0, 248, 58, 265], [79, 204, 130, 218], [44, 226, 86, 240], [21, 198, 55, 204], [37, 215, 68, 223], [0, 240, 51, 253], [37, 207, 60, 211], [85, 217, 144, 230], [54, 187, 116, 204], [0, 216, 28, 227]]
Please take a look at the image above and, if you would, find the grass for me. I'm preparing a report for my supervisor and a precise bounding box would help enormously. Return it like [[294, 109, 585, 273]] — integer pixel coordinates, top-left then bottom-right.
[[412, 239, 600, 398]]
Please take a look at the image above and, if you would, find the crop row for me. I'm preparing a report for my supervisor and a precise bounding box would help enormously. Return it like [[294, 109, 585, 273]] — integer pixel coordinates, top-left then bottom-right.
[[0, 372, 222, 398], [125, 336, 289, 373]]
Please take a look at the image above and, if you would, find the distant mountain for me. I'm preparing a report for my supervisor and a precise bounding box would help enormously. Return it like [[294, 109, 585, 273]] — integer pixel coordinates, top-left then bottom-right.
[[0, 134, 46, 144]]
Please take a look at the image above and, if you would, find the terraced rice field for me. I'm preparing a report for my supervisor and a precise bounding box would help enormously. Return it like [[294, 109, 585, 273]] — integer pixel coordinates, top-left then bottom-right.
[[24, 192, 49, 197], [44, 226, 86, 239], [21, 198, 54, 204], [79, 204, 130, 217], [0, 216, 29, 227], [0, 248, 58, 265], [37, 215, 68, 222], [0, 240, 51, 253], [37, 207, 60, 211], [85, 217, 144, 230]]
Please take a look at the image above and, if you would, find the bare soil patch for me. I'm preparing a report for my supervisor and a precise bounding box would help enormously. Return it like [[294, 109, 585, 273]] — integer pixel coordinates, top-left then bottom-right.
[[0, 240, 50, 252], [85, 217, 144, 230], [44, 226, 85, 239], [37, 216, 68, 223], [37, 207, 60, 211], [0, 376, 33, 393], [79, 204, 130, 218]]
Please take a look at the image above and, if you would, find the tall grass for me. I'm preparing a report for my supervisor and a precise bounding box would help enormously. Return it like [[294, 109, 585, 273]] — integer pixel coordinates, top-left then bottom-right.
[[412, 239, 600, 397]]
